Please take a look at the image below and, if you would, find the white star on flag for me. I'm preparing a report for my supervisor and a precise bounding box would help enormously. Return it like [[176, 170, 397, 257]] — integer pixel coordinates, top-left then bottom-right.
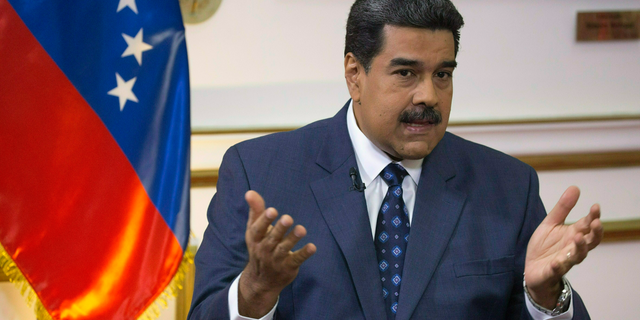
[[117, 0, 138, 14], [121, 28, 153, 65], [108, 73, 138, 111]]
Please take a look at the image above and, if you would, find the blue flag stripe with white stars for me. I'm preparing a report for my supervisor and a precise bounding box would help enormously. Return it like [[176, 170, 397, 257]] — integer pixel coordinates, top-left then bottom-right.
[[9, 0, 190, 248]]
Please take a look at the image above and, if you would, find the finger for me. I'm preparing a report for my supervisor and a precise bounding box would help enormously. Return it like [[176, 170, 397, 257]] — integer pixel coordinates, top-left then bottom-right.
[[262, 214, 294, 250], [571, 233, 589, 265], [549, 241, 576, 277], [245, 190, 266, 226], [586, 217, 604, 251], [551, 233, 587, 276], [588, 203, 601, 221], [248, 207, 279, 243], [544, 186, 580, 226], [287, 243, 317, 268], [571, 213, 593, 236], [574, 203, 602, 250], [273, 225, 307, 259], [573, 202, 601, 230]]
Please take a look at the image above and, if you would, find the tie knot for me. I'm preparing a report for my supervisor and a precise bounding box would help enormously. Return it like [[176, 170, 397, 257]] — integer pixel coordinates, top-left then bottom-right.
[[381, 163, 408, 187]]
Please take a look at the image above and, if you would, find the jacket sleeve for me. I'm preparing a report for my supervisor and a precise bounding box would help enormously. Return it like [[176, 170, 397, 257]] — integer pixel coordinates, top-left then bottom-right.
[[188, 146, 251, 320]]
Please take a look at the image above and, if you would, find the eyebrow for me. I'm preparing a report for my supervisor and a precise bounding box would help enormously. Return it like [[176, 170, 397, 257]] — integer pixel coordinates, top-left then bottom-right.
[[389, 58, 422, 68], [439, 60, 458, 69], [388, 58, 457, 69]]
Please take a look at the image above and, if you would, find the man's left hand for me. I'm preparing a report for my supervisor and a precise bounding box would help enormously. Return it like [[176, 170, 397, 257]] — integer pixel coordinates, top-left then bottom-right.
[[524, 186, 604, 309]]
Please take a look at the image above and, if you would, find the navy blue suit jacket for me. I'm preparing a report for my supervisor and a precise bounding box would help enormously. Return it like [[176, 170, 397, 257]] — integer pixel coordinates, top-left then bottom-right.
[[188, 103, 590, 319]]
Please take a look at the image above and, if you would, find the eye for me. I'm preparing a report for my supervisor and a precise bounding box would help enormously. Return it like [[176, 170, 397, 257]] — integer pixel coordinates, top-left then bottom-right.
[[435, 71, 452, 79], [397, 70, 414, 77]]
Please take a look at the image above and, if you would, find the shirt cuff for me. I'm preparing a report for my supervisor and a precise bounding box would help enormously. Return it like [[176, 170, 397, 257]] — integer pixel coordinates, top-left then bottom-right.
[[228, 273, 278, 320], [524, 280, 574, 320]]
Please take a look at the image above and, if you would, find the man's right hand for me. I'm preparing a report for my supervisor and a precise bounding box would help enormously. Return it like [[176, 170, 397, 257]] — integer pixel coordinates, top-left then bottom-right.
[[238, 190, 317, 318]]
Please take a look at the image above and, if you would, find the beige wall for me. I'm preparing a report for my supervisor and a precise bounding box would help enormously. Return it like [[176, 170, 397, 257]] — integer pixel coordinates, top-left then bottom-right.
[[0, 283, 34, 320]]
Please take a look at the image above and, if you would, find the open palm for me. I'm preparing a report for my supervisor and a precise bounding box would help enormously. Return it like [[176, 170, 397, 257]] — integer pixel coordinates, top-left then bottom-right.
[[524, 186, 603, 307]]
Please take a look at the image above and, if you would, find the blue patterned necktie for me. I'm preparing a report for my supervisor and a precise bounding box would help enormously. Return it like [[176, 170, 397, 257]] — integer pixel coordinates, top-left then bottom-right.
[[375, 163, 410, 319]]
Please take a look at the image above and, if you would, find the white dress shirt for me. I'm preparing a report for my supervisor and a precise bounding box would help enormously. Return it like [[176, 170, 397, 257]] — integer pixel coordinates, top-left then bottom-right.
[[227, 101, 572, 320]]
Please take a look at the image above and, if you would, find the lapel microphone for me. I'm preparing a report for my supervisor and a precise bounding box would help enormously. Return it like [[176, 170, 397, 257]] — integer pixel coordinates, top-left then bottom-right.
[[349, 167, 366, 192]]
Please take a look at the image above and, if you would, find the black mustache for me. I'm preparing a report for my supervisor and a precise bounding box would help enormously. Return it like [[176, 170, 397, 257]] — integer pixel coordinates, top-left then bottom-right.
[[398, 107, 442, 125]]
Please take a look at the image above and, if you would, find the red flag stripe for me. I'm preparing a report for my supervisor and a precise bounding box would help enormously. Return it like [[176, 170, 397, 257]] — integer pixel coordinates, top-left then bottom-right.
[[0, 1, 183, 319]]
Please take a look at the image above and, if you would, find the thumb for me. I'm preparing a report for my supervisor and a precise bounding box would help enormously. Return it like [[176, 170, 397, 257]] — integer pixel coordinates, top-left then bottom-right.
[[545, 186, 580, 226], [245, 190, 266, 225]]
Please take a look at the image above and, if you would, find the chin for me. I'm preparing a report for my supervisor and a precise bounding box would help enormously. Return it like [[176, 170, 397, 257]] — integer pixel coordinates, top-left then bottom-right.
[[401, 152, 431, 160], [397, 146, 433, 160]]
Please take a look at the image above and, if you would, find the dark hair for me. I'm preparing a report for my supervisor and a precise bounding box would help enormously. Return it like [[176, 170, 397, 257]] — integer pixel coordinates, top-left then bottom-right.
[[345, 0, 464, 72]]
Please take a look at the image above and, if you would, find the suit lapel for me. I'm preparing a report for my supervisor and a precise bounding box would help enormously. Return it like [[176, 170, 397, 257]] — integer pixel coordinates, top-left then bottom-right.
[[396, 135, 467, 320], [311, 169, 387, 320], [310, 103, 387, 320]]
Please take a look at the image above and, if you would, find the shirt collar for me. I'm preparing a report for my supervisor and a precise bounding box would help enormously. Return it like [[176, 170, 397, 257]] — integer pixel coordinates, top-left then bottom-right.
[[346, 100, 423, 186]]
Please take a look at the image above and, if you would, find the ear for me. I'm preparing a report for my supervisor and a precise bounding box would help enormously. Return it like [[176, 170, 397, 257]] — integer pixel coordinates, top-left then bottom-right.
[[344, 53, 363, 104]]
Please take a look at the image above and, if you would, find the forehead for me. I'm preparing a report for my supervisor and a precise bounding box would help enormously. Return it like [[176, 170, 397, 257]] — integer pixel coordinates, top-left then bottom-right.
[[376, 25, 456, 67]]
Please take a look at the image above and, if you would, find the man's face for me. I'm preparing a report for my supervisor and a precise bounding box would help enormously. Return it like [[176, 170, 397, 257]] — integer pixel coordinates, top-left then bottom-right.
[[346, 25, 456, 160]]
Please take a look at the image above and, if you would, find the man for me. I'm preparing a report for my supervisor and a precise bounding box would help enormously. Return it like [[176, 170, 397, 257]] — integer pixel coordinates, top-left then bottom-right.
[[188, 0, 603, 319]]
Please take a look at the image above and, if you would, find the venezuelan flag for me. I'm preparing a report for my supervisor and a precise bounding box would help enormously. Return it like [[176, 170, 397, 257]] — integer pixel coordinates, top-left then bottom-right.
[[0, 0, 190, 319]]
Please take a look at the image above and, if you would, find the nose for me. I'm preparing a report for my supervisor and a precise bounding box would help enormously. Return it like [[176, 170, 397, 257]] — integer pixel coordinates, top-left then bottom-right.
[[412, 78, 438, 107]]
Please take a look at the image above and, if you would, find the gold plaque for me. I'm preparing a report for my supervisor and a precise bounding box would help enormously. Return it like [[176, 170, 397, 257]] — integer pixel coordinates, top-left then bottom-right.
[[577, 11, 640, 41], [179, 0, 223, 24]]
